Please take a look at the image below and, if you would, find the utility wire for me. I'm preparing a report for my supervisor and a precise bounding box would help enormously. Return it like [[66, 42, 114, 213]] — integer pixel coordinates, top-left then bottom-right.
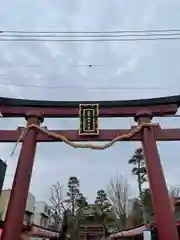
[[0, 36, 180, 42], [1, 33, 180, 38], [1, 30, 180, 42], [0, 82, 166, 90], [2, 29, 180, 34], [0, 37, 179, 42], [0, 64, 114, 68]]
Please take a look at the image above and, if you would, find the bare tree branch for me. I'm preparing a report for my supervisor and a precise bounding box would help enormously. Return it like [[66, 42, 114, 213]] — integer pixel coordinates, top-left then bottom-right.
[[49, 182, 71, 224], [107, 175, 129, 229], [169, 186, 180, 200]]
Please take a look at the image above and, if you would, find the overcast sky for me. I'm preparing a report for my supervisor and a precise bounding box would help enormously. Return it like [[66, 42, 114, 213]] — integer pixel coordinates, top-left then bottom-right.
[[0, 0, 180, 203]]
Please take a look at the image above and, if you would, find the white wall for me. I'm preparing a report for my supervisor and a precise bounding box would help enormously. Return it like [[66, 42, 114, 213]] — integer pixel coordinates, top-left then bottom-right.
[[26, 192, 36, 213], [34, 201, 51, 227], [0, 189, 35, 220], [33, 213, 41, 225], [34, 201, 50, 217]]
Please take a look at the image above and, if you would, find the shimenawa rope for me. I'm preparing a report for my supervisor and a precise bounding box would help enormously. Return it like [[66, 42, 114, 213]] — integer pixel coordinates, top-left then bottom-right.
[[11, 122, 157, 156]]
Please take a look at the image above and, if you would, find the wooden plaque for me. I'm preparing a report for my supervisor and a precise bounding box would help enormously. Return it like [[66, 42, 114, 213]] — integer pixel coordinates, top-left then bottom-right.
[[79, 104, 99, 136]]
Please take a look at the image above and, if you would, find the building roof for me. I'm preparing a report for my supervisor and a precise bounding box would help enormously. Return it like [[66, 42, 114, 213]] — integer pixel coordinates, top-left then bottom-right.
[[109, 198, 180, 239], [110, 221, 180, 239]]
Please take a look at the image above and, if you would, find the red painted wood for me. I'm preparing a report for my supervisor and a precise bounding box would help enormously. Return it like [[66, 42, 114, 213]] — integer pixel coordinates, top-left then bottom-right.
[[0, 100, 179, 240], [1, 116, 41, 240], [0, 104, 177, 118], [0, 127, 180, 142], [138, 115, 179, 240]]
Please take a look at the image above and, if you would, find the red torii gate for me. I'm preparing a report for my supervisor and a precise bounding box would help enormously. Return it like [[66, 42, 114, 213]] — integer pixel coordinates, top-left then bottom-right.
[[0, 95, 180, 240]]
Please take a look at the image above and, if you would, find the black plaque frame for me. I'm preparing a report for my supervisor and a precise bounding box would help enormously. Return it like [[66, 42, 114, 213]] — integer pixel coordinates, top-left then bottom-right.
[[79, 104, 99, 136]]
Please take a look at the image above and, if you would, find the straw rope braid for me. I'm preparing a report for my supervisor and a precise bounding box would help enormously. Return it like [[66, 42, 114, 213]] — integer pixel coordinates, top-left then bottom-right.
[[11, 122, 157, 156]]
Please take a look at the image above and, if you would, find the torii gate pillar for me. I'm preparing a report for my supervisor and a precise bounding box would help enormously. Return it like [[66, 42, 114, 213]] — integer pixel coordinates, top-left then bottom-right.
[[1, 113, 43, 240], [135, 112, 178, 240]]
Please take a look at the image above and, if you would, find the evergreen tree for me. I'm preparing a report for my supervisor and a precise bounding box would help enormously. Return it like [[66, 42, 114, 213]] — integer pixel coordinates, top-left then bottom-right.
[[128, 148, 148, 222], [76, 192, 88, 209], [141, 188, 153, 216], [67, 176, 79, 216], [95, 189, 108, 206]]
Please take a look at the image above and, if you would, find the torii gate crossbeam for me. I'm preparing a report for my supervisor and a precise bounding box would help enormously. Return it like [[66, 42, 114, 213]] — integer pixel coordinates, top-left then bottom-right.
[[0, 95, 180, 240]]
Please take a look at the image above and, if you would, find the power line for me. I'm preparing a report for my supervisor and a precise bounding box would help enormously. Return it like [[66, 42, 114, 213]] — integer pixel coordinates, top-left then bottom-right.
[[0, 82, 166, 90], [0, 36, 180, 42], [1, 33, 180, 38], [0, 64, 117, 69], [0, 64, 112, 67], [1, 29, 180, 42], [2, 29, 180, 34]]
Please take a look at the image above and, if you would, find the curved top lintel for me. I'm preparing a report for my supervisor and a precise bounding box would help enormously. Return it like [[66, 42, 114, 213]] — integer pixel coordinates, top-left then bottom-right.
[[0, 95, 180, 108]]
